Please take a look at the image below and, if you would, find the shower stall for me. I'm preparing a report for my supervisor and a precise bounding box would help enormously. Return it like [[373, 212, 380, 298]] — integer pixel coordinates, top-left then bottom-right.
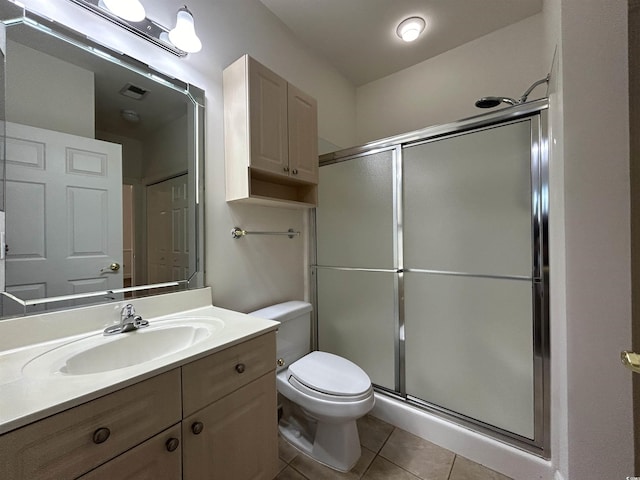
[[312, 99, 549, 455]]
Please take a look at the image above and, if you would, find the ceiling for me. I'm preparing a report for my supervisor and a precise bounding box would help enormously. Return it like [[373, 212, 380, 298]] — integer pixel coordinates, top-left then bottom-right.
[[259, 0, 543, 86]]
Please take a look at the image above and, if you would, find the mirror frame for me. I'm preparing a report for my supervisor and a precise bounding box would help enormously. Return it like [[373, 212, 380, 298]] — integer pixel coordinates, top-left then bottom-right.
[[0, 4, 205, 317]]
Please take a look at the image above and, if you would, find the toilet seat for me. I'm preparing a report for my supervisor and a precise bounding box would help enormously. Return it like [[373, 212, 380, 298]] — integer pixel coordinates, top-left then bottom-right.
[[287, 375, 373, 403], [288, 351, 371, 397]]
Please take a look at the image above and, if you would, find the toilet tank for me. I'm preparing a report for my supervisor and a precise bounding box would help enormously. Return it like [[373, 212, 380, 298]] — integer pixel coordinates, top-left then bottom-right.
[[250, 301, 312, 369]]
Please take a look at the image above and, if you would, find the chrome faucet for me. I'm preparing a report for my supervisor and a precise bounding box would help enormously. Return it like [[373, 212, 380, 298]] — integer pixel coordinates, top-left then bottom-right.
[[104, 304, 149, 335]]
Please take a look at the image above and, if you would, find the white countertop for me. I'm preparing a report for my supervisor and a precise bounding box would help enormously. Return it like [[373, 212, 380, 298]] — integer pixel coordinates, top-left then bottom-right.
[[0, 289, 279, 435]]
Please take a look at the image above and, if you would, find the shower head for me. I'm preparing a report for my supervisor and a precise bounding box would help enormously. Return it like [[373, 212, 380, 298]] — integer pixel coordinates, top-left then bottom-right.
[[474, 96, 517, 109], [474, 74, 550, 109]]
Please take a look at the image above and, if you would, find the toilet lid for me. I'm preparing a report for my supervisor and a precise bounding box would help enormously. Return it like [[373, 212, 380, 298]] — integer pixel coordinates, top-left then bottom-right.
[[288, 351, 371, 396]]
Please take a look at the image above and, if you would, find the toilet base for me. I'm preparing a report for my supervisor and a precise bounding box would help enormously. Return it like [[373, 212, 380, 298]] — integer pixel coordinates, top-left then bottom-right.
[[279, 405, 362, 472]]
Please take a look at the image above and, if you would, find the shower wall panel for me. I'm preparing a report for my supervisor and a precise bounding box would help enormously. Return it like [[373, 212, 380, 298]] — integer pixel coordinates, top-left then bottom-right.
[[403, 121, 533, 277], [316, 150, 394, 269], [404, 273, 534, 438], [316, 268, 396, 390], [315, 149, 397, 391]]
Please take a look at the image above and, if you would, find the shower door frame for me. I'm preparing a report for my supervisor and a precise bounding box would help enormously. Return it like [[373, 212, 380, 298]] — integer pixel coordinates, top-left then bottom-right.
[[311, 99, 550, 457]]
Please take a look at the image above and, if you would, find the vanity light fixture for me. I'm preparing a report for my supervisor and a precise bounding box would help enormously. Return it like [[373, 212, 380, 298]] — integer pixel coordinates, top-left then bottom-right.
[[396, 16, 426, 43], [98, 0, 145, 22], [68, 0, 203, 57], [168, 6, 202, 53]]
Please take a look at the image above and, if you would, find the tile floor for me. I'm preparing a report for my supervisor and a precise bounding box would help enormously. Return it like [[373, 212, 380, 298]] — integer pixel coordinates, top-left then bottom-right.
[[275, 415, 513, 480]]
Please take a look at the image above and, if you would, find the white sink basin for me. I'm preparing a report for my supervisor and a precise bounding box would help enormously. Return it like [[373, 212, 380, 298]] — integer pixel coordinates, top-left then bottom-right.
[[22, 317, 224, 377]]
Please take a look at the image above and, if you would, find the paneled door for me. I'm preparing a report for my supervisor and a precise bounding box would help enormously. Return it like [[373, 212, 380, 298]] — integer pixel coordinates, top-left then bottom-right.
[[4, 122, 123, 309], [146, 174, 189, 284]]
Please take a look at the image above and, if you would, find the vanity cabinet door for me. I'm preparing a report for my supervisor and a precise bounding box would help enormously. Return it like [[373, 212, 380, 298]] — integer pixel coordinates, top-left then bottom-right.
[[182, 332, 276, 416], [78, 423, 182, 480], [288, 83, 318, 184], [0, 369, 181, 480], [182, 372, 278, 480], [248, 56, 289, 177]]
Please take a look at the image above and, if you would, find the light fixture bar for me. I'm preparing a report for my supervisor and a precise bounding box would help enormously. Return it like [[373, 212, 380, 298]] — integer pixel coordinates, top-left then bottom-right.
[[68, 0, 188, 57]]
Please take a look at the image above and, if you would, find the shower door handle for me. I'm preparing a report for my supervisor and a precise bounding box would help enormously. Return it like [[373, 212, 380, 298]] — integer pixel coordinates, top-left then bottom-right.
[[621, 351, 640, 373]]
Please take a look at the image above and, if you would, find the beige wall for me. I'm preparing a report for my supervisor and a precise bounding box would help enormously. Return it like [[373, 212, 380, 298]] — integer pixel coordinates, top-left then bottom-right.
[[6, 40, 95, 138], [630, 2, 640, 474], [355, 14, 547, 144], [551, 0, 634, 478], [142, 114, 188, 182]]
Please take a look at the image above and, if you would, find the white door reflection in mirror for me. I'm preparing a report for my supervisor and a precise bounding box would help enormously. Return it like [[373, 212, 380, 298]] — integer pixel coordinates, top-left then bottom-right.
[[122, 184, 135, 289], [146, 175, 188, 284], [5, 122, 123, 314]]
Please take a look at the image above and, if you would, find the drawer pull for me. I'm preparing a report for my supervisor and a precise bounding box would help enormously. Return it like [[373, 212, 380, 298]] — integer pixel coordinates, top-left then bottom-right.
[[235, 363, 246, 374], [93, 427, 111, 444], [192, 421, 204, 435], [166, 437, 180, 452]]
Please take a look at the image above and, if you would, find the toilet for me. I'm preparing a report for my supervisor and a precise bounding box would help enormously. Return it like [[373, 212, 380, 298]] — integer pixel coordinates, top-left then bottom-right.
[[250, 301, 375, 472]]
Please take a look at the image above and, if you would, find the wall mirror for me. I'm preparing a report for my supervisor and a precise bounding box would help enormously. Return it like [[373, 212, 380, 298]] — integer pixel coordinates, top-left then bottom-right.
[[0, 2, 205, 317]]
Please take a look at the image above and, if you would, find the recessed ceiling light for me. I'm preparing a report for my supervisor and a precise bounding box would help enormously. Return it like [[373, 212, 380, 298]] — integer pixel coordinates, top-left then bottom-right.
[[396, 16, 426, 43], [121, 109, 141, 123]]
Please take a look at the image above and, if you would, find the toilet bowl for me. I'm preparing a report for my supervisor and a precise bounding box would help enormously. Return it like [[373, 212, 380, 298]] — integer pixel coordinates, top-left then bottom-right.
[[250, 301, 375, 472]]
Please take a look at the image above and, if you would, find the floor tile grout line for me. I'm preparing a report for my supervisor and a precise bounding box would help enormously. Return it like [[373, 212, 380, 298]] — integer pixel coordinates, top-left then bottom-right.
[[377, 425, 396, 454], [446, 454, 458, 480]]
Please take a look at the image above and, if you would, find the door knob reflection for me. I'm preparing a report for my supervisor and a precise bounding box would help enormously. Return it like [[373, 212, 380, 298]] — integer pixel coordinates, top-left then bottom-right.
[[100, 262, 121, 273], [621, 350, 640, 373]]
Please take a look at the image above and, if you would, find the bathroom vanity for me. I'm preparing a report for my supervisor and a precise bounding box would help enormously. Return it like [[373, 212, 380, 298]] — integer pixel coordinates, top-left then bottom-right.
[[0, 288, 280, 480]]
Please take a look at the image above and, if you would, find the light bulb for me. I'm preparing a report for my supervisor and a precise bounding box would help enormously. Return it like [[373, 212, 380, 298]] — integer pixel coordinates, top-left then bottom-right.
[[99, 0, 146, 22], [396, 17, 426, 43], [168, 6, 202, 53]]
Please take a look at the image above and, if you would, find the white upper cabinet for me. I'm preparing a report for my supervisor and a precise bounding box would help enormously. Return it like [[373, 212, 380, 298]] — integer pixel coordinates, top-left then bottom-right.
[[224, 55, 318, 208]]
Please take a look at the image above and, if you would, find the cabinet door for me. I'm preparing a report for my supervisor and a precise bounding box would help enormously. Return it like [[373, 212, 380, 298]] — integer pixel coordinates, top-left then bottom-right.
[[248, 57, 288, 176], [183, 372, 278, 480], [78, 424, 182, 480], [288, 83, 318, 184]]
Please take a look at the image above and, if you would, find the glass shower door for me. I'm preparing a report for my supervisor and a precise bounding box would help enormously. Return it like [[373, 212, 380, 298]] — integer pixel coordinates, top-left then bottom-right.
[[315, 108, 548, 452], [315, 149, 398, 391], [402, 120, 536, 438]]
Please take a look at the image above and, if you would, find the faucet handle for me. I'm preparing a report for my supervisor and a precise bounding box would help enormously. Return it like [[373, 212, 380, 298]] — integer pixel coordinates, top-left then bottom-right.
[[121, 304, 135, 318]]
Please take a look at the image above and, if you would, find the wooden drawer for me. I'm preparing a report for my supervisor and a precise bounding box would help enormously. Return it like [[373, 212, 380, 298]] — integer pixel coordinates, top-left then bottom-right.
[[78, 423, 182, 480], [0, 369, 181, 480], [182, 332, 275, 416]]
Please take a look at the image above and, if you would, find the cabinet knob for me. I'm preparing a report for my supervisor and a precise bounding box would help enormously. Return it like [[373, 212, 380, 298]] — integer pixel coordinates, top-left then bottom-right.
[[191, 421, 204, 435], [166, 437, 180, 452], [276, 358, 285, 367], [283, 166, 290, 172], [292, 168, 298, 175], [235, 363, 246, 374], [93, 427, 111, 444]]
